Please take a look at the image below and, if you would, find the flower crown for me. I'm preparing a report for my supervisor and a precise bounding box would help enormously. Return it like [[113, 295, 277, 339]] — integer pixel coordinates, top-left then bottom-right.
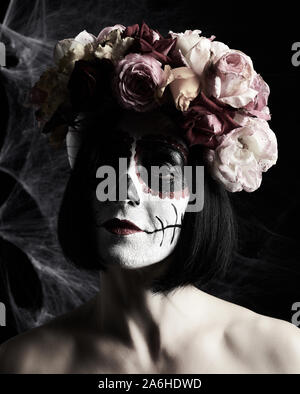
[[30, 22, 278, 193]]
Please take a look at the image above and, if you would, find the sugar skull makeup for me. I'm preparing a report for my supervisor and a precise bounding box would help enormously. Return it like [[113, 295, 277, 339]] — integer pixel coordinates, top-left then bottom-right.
[[89, 111, 190, 269]]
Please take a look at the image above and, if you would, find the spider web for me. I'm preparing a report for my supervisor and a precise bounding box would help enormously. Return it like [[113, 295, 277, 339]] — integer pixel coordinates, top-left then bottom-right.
[[0, 0, 189, 334]]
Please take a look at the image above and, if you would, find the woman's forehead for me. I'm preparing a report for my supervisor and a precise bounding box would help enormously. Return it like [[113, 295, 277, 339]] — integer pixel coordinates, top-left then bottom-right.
[[115, 111, 187, 148]]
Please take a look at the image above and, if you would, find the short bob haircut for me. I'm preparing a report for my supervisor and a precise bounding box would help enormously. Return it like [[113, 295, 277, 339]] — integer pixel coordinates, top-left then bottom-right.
[[57, 104, 237, 295]]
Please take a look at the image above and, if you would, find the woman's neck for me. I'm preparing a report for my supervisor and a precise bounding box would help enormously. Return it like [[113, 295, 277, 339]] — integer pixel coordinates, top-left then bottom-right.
[[93, 259, 206, 363]]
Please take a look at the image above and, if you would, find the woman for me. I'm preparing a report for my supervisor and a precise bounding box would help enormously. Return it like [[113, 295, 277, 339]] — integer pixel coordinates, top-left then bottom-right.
[[1, 23, 300, 374]]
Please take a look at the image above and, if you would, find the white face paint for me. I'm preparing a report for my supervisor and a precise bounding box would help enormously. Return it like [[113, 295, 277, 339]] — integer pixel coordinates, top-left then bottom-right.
[[90, 111, 190, 269]]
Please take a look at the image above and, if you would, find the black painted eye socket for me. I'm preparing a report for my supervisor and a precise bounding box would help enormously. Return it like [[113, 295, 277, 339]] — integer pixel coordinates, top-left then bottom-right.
[[135, 140, 188, 193], [136, 163, 186, 193], [86, 133, 189, 195]]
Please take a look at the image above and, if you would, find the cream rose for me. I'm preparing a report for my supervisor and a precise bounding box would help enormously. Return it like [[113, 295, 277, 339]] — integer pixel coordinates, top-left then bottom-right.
[[94, 29, 134, 64], [31, 67, 69, 122], [167, 67, 201, 111], [54, 30, 97, 73]]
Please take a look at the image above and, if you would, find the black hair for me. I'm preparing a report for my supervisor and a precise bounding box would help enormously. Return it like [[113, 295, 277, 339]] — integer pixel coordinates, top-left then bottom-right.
[[57, 106, 237, 294]]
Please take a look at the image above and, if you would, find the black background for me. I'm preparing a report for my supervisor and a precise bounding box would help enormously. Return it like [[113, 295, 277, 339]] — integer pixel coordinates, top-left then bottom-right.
[[0, 0, 300, 344]]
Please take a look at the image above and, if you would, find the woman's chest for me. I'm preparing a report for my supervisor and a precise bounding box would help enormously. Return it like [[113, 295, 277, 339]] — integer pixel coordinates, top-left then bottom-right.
[[66, 336, 226, 373], [64, 325, 265, 374]]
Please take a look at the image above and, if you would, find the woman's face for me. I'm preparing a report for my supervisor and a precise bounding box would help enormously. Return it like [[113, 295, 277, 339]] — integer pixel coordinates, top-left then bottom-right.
[[90, 111, 190, 269]]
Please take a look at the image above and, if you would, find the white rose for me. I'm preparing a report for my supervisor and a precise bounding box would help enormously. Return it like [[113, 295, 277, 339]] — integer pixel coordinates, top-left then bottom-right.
[[206, 115, 278, 192], [169, 29, 212, 77], [169, 29, 203, 56]]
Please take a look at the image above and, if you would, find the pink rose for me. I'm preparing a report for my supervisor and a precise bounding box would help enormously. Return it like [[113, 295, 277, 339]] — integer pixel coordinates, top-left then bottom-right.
[[244, 73, 271, 120], [205, 50, 257, 108], [116, 53, 165, 111], [205, 114, 278, 192]]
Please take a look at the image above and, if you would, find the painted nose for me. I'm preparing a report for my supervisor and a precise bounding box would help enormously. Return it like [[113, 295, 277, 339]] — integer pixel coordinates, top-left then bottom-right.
[[115, 151, 141, 206], [126, 174, 140, 206], [117, 169, 140, 206]]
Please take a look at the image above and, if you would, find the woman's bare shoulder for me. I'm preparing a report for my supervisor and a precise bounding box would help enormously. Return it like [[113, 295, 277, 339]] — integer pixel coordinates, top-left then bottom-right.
[[0, 300, 94, 373], [214, 295, 300, 373], [251, 313, 300, 372], [0, 323, 69, 373]]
